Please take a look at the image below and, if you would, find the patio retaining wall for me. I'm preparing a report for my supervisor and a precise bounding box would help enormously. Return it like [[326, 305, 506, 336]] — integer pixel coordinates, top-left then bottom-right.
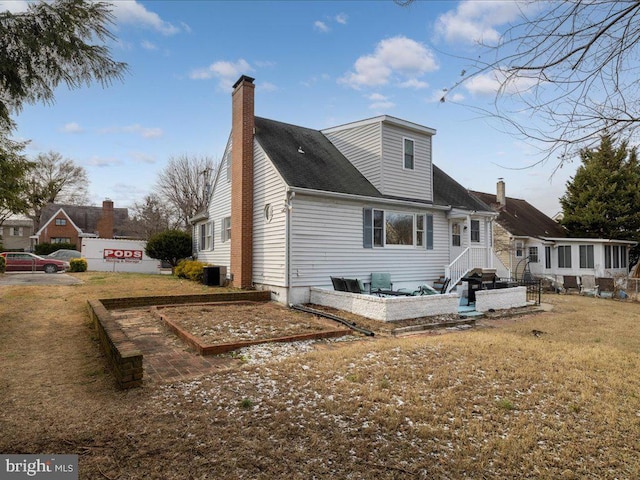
[[87, 290, 271, 389], [309, 288, 460, 322], [475, 286, 528, 312]]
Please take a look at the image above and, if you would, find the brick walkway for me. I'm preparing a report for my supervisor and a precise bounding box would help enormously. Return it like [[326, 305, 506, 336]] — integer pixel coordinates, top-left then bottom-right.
[[111, 308, 238, 384]]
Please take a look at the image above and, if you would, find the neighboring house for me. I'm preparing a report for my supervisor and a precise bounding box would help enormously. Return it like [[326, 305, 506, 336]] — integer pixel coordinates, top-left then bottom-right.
[[471, 181, 636, 281], [33, 200, 131, 249], [0, 215, 34, 251], [192, 75, 498, 305]]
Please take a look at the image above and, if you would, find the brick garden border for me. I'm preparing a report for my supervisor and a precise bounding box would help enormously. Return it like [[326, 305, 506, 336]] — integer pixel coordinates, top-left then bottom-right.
[[151, 302, 351, 355], [87, 291, 271, 389]]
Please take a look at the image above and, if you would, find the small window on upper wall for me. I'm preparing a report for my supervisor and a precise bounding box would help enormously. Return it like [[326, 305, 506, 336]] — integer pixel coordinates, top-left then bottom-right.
[[403, 138, 414, 170], [55, 218, 67, 226]]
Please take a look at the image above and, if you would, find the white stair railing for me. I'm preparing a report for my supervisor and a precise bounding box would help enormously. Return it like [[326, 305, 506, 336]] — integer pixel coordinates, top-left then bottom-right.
[[444, 246, 489, 293]]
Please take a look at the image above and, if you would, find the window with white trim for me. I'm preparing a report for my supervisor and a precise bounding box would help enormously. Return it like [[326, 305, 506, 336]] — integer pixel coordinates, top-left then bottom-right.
[[558, 245, 571, 268], [363, 208, 432, 249], [470, 220, 480, 243], [452, 223, 461, 247], [515, 240, 524, 257], [222, 217, 231, 242], [52, 237, 71, 244], [528, 247, 539, 263], [403, 138, 414, 170], [579, 245, 594, 268], [55, 218, 67, 226], [545, 246, 551, 269], [10, 227, 23, 236]]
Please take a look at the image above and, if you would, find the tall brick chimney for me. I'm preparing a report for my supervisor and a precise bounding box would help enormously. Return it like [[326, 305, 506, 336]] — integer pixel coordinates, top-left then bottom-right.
[[230, 75, 255, 288], [97, 199, 115, 238], [496, 178, 506, 209]]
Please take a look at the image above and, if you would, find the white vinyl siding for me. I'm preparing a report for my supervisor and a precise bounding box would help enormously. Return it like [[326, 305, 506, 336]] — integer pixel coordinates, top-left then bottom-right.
[[197, 145, 232, 266], [381, 123, 432, 202], [253, 144, 287, 287], [323, 122, 382, 188], [289, 195, 448, 289]]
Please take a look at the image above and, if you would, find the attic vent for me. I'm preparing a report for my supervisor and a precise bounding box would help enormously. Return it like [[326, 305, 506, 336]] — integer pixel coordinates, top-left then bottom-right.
[[297, 146, 305, 154]]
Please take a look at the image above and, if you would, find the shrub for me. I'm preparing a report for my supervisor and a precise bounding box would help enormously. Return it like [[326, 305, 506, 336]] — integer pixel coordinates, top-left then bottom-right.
[[35, 242, 76, 256], [0, 256, 5, 274], [175, 259, 206, 283], [145, 230, 192, 268], [68, 258, 88, 272]]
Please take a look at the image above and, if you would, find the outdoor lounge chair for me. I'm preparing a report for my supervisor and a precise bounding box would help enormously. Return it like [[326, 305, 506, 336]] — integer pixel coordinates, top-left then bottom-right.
[[596, 277, 615, 298], [562, 275, 580, 293], [367, 272, 393, 294], [343, 278, 365, 294], [580, 275, 598, 296], [330, 276, 348, 292]]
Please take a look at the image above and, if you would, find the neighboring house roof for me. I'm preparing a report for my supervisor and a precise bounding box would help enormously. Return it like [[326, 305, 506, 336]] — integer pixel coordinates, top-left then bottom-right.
[[35, 208, 83, 236], [470, 190, 566, 238], [39, 203, 130, 236], [254, 116, 491, 212]]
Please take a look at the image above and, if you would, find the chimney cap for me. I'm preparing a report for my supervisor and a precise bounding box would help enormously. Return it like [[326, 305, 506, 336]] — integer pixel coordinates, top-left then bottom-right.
[[232, 75, 255, 89]]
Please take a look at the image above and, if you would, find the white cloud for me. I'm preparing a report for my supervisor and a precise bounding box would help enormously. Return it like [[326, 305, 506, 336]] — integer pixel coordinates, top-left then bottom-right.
[[398, 78, 429, 89], [335, 13, 348, 25], [366, 93, 394, 111], [110, 1, 184, 36], [189, 59, 253, 91], [87, 156, 122, 167], [463, 68, 539, 96], [130, 151, 156, 164], [314, 21, 330, 33], [340, 36, 438, 89], [141, 40, 158, 51], [258, 82, 278, 92], [435, 0, 535, 45], [60, 122, 83, 134], [99, 124, 163, 139]]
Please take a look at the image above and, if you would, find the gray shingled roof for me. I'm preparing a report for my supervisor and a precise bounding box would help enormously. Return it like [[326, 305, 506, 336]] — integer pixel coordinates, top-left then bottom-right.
[[470, 190, 566, 238], [40, 203, 131, 236], [254, 117, 382, 197], [433, 166, 492, 211], [254, 116, 491, 212]]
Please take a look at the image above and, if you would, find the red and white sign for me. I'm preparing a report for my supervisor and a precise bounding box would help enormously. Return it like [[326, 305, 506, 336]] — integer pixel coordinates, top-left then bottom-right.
[[103, 249, 143, 263]]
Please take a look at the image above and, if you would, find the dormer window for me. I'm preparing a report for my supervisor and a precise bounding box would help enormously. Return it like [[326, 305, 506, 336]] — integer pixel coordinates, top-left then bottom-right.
[[403, 138, 414, 170]]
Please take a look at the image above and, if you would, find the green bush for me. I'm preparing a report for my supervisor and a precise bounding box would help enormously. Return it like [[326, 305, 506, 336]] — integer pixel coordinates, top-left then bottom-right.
[[145, 230, 192, 268], [174, 259, 206, 283], [68, 258, 88, 272], [35, 242, 77, 256], [0, 256, 5, 274]]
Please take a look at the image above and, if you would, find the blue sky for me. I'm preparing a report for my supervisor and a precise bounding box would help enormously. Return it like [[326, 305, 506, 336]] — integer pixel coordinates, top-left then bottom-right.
[[6, 0, 575, 216]]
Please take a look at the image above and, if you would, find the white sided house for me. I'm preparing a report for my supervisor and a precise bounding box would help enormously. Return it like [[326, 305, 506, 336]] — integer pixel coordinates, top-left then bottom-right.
[[193, 75, 499, 306], [471, 183, 636, 282]]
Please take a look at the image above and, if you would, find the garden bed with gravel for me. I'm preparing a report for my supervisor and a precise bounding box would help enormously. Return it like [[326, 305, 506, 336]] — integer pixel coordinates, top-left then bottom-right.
[[152, 301, 353, 354]]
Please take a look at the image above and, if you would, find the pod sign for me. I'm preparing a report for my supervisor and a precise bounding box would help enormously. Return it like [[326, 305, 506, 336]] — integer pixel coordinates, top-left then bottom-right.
[[103, 249, 143, 263]]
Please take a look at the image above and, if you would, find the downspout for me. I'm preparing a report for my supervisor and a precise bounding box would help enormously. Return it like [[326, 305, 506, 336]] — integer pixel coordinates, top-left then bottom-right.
[[284, 189, 293, 304], [466, 214, 472, 271]]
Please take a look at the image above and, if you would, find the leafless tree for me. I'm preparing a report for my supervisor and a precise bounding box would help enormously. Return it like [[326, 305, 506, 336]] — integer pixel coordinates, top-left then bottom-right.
[[26, 151, 89, 230], [154, 154, 217, 231], [126, 194, 179, 240], [434, 1, 640, 166]]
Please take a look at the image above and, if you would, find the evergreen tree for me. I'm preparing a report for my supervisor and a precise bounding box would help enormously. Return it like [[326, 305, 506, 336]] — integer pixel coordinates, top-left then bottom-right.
[[560, 135, 640, 260], [0, 0, 126, 220]]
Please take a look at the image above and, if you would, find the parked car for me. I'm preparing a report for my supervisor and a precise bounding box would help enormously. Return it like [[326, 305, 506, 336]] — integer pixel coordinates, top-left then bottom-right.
[[46, 249, 82, 261], [0, 252, 68, 273]]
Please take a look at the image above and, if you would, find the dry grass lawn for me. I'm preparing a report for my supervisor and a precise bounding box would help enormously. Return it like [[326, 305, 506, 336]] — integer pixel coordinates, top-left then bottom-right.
[[2, 272, 640, 479]]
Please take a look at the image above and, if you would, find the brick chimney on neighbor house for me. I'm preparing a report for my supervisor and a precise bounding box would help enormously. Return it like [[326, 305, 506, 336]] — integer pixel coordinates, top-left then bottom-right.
[[96, 199, 115, 238], [496, 178, 506, 209], [230, 75, 255, 288]]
